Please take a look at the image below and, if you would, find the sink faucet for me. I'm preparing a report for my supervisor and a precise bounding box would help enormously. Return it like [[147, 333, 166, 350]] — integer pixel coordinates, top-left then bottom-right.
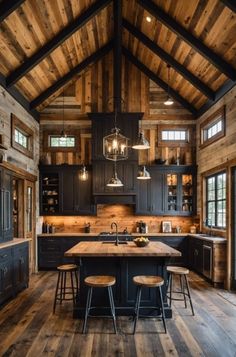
[[111, 222, 119, 246]]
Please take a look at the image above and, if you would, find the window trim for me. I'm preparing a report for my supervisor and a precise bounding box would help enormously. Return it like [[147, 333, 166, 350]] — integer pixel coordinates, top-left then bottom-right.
[[158, 125, 194, 147], [43, 130, 79, 152], [49, 135, 76, 148], [11, 114, 34, 158], [205, 171, 226, 230], [200, 106, 225, 149]]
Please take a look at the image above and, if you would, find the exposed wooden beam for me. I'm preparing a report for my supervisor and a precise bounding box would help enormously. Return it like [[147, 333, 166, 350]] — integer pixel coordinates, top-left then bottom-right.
[[220, 0, 236, 12], [6, 0, 112, 87], [0, 73, 39, 121], [30, 41, 113, 110], [0, 0, 25, 23], [196, 79, 236, 118], [113, 0, 122, 111], [122, 47, 197, 116], [123, 19, 215, 100], [137, 0, 236, 80]]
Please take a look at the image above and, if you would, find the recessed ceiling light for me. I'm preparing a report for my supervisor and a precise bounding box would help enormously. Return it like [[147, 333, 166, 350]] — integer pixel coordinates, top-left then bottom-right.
[[146, 16, 152, 23]]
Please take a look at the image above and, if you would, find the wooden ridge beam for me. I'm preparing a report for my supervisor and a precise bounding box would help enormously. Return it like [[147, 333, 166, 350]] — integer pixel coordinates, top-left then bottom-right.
[[196, 79, 236, 118], [0, 0, 25, 23], [0, 73, 39, 122], [30, 41, 114, 109], [6, 0, 112, 87], [113, 0, 122, 111], [137, 0, 236, 80], [123, 19, 215, 100], [220, 0, 236, 12], [122, 47, 197, 116]]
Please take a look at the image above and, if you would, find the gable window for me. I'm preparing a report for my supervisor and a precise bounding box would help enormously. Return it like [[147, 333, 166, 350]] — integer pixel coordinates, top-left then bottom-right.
[[11, 114, 34, 158], [49, 135, 75, 148], [200, 106, 225, 147], [158, 125, 194, 148], [161, 130, 187, 141], [206, 172, 226, 229]]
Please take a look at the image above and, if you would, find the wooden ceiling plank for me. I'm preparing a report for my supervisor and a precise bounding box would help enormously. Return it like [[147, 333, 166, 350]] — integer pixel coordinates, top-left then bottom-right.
[[6, 0, 112, 87], [114, 0, 122, 111], [123, 19, 215, 100], [30, 40, 113, 109], [219, 0, 236, 13], [137, 0, 236, 80], [122, 46, 197, 116], [0, 0, 25, 23]]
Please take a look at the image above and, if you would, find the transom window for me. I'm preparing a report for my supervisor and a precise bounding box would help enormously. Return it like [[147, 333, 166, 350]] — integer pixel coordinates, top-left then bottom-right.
[[49, 135, 75, 148], [14, 128, 28, 149], [206, 172, 226, 229], [11, 114, 34, 158], [161, 130, 187, 141], [200, 106, 225, 147]]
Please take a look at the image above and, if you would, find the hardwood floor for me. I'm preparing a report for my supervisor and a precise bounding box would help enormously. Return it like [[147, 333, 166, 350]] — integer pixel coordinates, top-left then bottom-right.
[[0, 272, 236, 357]]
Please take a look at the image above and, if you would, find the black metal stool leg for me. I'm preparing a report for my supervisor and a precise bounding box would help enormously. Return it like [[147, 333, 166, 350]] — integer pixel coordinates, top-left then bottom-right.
[[83, 287, 93, 334], [180, 275, 187, 308], [53, 270, 61, 313], [169, 273, 173, 307], [184, 275, 195, 316], [133, 286, 142, 334], [108, 286, 117, 334], [70, 271, 76, 305], [59, 271, 64, 304], [158, 286, 167, 333], [75, 269, 79, 297]]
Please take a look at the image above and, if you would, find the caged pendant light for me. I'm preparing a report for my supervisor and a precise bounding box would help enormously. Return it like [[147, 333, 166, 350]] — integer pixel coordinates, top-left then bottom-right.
[[164, 64, 174, 106]]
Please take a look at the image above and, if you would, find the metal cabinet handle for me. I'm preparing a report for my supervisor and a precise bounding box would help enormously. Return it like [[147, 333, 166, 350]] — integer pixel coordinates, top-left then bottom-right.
[[3, 267, 8, 275], [0, 254, 8, 259]]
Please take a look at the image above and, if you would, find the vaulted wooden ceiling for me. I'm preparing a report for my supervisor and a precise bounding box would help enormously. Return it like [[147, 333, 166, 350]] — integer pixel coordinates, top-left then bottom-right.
[[0, 0, 235, 121]]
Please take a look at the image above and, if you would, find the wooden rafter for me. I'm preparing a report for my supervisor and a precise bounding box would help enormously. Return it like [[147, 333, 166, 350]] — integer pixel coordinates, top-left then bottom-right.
[[0, 0, 25, 23], [0, 73, 39, 121], [123, 19, 215, 100], [220, 0, 236, 12], [138, 0, 236, 80], [6, 0, 112, 87], [122, 47, 197, 116], [30, 41, 114, 110], [113, 0, 122, 111]]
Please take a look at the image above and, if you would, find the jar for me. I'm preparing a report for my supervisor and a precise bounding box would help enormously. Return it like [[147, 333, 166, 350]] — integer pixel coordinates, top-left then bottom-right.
[[190, 225, 197, 234]]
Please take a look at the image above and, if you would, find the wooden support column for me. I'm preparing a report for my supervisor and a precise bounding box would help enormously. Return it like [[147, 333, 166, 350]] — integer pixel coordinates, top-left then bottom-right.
[[113, 0, 122, 111]]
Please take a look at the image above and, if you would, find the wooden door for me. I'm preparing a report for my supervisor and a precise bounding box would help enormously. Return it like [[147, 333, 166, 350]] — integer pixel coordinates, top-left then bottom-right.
[[24, 180, 36, 273]]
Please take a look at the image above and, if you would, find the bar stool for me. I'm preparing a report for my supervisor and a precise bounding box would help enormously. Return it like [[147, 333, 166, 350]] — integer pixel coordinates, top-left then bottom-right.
[[133, 275, 167, 334], [167, 266, 194, 315], [53, 264, 79, 313], [82, 275, 117, 334]]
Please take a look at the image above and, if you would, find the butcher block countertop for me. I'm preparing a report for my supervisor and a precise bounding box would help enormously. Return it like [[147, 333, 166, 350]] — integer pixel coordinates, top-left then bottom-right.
[[65, 241, 181, 257], [0, 238, 31, 250]]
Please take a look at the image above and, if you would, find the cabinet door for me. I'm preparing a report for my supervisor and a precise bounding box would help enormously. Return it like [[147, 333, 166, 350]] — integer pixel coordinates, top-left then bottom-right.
[[76, 169, 95, 215], [203, 243, 212, 279], [150, 169, 164, 214], [0, 169, 13, 242], [136, 179, 152, 214], [62, 169, 75, 214], [38, 237, 62, 269], [13, 244, 29, 292], [0, 250, 13, 304]]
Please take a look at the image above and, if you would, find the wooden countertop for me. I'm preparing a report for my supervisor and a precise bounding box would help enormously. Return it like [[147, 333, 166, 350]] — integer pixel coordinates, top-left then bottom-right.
[[188, 234, 226, 243], [65, 241, 181, 257], [0, 238, 31, 250], [38, 232, 188, 237]]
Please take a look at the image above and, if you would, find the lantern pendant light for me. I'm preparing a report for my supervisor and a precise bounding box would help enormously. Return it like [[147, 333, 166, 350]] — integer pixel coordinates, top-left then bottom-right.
[[164, 65, 174, 106]]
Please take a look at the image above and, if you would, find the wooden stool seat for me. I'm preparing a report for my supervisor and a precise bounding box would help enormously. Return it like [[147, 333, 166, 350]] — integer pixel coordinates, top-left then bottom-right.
[[57, 264, 78, 271], [133, 275, 164, 288], [167, 266, 189, 275], [84, 275, 116, 287]]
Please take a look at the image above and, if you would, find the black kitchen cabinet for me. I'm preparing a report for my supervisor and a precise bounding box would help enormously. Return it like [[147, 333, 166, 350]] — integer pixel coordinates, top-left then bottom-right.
[[0, 167, 13, 243], [136, 165, 196, 216], [39, 165, 96, 216], [150, 236, 187, 266], [189, 237, 203, 274], [0, 242, 29, 306]]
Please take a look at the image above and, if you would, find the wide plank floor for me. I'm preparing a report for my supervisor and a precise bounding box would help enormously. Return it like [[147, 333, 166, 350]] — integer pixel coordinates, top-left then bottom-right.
[[0, 271, 236, 357]]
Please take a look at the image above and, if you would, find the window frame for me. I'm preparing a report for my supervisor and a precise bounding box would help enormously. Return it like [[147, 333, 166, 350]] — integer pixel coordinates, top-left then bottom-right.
[[205, 171, 226, 230], [49, 135, 76, 148], [158, 125, 194, 147], [43, 130, 79, 152], [200, 106, 225, 148], [11, 114, 34, 158]]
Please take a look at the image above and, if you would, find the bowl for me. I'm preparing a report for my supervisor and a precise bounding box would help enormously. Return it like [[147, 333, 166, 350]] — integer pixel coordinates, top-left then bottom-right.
[[133, 237, 149, 247]]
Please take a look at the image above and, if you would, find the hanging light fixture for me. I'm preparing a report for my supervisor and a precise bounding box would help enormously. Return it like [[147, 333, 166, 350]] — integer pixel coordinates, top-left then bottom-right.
[[106, 162, 124, 187], [79, 164, 89, 181], [137, 166, 151, 180], [103, 98, 129, 161], [60, 89, 67, 138], [164, 64, 174, 106], [132, 132, 150, 150]]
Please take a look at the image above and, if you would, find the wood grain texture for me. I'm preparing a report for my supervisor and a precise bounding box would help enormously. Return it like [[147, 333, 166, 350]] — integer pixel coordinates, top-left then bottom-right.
[[1, 271, 236, 356], [64, 241, 181, 257]]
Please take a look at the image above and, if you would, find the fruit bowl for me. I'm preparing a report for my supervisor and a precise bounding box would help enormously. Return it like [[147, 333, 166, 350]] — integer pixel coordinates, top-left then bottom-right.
[[133, 237, 149, 247]]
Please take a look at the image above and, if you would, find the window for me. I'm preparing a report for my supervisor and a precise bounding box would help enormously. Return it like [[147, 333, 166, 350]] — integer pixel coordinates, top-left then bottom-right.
[[49, 135, 75, 148], [11, 114, 34, 158], [200, 106, 225, 147], [161, 130, 187, 141], [206, 172, 226, 229]]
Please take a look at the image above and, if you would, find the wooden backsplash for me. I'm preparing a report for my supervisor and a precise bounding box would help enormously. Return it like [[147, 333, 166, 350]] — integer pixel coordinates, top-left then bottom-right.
[[43, 204, 197, 234]]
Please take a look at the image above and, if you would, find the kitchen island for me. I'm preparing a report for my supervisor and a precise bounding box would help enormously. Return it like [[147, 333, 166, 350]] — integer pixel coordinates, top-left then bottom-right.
[[65, 241, 181, 318]]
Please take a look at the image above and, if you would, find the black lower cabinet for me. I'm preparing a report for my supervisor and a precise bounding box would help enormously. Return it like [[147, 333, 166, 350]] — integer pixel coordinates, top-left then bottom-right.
[[188, 238, 203, 274], [0, 242, 29, 306], [150, 236, 187, 266]]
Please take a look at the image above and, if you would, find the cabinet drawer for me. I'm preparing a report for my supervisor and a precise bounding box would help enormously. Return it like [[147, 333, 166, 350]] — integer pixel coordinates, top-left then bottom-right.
[[38, 253, 62, 268], [39, 239, 61, 252]]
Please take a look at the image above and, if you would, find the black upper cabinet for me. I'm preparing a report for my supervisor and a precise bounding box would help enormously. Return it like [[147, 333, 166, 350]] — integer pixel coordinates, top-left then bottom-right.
[[0, 167, 13, 243], [89, 112, 142, 161], [39, 165, 96, 216]]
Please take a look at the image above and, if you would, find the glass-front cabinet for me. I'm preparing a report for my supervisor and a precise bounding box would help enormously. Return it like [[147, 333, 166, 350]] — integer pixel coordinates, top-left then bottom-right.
[[41, 172, 60, 214]]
